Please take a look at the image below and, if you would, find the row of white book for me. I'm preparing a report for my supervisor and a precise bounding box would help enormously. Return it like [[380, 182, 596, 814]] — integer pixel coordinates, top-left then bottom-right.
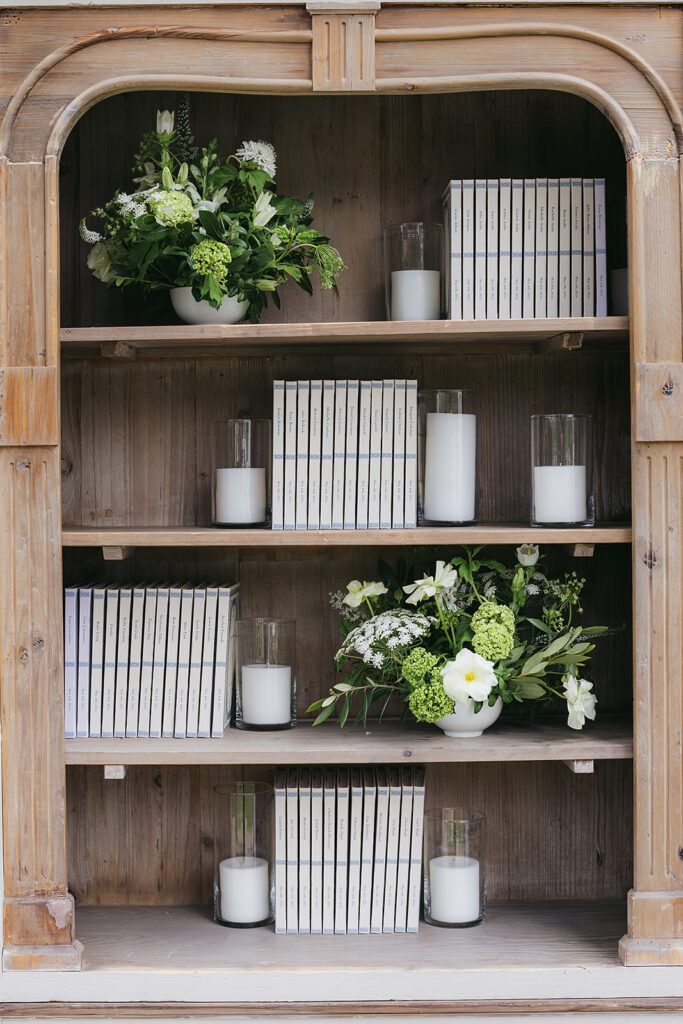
[[64, 583, 239, 739], [275, 766, 426, 935], [442, 177, 608, 320], [272, 379, 418, 531]]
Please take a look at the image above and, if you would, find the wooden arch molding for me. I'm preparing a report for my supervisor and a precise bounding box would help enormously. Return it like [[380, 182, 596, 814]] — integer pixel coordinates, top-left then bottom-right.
[[0, 9, 682, 971]]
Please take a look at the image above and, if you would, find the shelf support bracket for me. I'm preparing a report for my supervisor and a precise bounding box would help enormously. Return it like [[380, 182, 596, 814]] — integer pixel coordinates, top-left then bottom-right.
[[103, 765, 127, 781], [100, 341, 136, 361], [535, 331, 584, 354], [308, 1, 379, 91], [572, 543, 595, 557], [102, 545, 134, 561], [563, 759, 594, 774]]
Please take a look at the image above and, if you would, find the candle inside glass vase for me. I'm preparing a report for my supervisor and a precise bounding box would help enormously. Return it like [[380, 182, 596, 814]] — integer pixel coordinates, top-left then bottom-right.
[[213, 782, 274, 928], [384, 222, 442, 321], [212, 418, 271, 527], [424, 808, 486, 928], [418, 390, 478, 526], [236, 619, 296, 730], [531, 414, 594, 526]]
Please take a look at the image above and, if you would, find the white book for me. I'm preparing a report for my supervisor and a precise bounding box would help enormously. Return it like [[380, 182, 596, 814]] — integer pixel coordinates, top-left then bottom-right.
[[284, 381, 297, 531], [197, 586, 218, 738], [379, 379, 394, 530], [407, 766, 426, 933], [371, 767, 389, 933], [392, 379, 406, 529], [185, 587, 206, 738], [274, 768, 287, 934], [137, 585, 157, 737], [298, 768, 311, 934], [583, 178, 595, 317], [323, 768, 336, 934], [334, 768, 350, 934], [547, 178, 560, 318], [486, 178, 499, 318], [535, 177, 548, 318], [212, 583, 240, 737], [359, 767, 376, 934], [498, 178, 512, 319], [114, 585, 133, 738], [571, 177, 583, 316], [559, 177, 572, 317], [368, 380, 383, 530], [343, 380, 359, 530], [76, 585, 93, 738], [161, 584, 182, 738], [319, 380, 335, 530], [286, 768, 299, 933], [101, 587, 119, 738], [356, 381, 372, 529], [63, 586, 78, 739], [595, 177, 608, 316], [308, 380, 323, 530], [474, 179, 487, 319], [173, 586, 194, 737], [462, 179, 475, 320], [404, 379, 418, 529], [383, 767, 402, 933], [271, 380, 285, 530], [511, 179, 524, 318], [296, 380, 309, 530], [310, 768, 324, 934], [347, 768, 363, 934], [523, 178, 536, 318], [332, 380, 346, 530], [443, 180, 462, 319], [89, 585, 107, 738], [125, 585, 145, 738], [394, 767, 414, 933], [149, 584, 170, 738]]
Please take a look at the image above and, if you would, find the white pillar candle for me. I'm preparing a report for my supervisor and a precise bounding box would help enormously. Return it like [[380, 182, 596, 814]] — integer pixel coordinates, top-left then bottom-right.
[[533, 465, 587, 523], [391, 269, 441, 320], [241, 664, 292, 725], [424, 412, 476, 523], [429, 855, 481, 924], [219, 855, 270, 924], [215, 467, 266, 524]]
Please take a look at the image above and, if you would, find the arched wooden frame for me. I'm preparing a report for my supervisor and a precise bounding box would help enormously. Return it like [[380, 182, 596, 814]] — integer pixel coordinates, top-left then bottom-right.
[[0, 16, 682, 971]]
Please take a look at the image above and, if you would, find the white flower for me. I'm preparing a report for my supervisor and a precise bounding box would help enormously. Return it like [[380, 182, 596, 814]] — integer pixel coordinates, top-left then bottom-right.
[[404, 560, 457, 605], [343, 579, 388, 608], [79, 220, 102, 244], [236, 139, 277, 178], [253, 191, 277, 228], [441, 648, 497, 705], [525, 583, 540, 596], [156, 109, 175, 134], [516, 544, 540, 567], [86, 241, 116, 283], [563, 674, 597, 730], [194, 199, 218, 214]]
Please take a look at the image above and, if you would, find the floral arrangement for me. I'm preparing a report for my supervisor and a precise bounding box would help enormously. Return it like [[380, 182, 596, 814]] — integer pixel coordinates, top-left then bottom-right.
[[308, 545, 609, 731], [79, 97, 345, 323]]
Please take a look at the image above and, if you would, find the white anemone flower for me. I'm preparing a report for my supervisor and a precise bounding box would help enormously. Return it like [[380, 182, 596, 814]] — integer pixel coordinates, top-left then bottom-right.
[[403, 560, 458, 605], [343, 580, 388, 608], [441, 648, 497, 705], [516, 543, 540, 566], [156, 109, 175, 134], [562, 674, 597, 730], [253, 191, 277, 228], [236, 139, 277, 178]]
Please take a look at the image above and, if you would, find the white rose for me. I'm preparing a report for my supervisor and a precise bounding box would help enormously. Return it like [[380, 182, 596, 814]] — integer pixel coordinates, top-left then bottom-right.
[[516, 543, 540, 566], [441, 648, 497, 705]]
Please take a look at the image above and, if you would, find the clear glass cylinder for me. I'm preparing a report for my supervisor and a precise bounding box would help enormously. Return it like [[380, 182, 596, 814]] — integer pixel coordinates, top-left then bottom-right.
[[235, 619, 296, 730], [423, 808, 486, 928], [384, 222, 443, 321], [211, 418, 271, 527], [213, 782, 274, 928], [418, 389, 479, 526], [530, 414, 594, 526]]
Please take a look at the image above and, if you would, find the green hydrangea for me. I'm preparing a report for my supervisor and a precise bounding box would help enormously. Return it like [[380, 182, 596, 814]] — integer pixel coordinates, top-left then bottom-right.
[[472, 620, 515, 661], [408, 678, 454, 724], [401, 647, 438, 688], [191, 238, 232, 284], [471, 601, 515, 637], [148, 189, 194, 226]]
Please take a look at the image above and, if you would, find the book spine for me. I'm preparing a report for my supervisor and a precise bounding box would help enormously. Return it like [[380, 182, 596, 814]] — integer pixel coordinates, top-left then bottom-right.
[[559, 178, 571, 317], [114, 587, 133, 738], [359, 767, 376, 934], [310, 768, 324, 934], [343, 379, 359, 530], [356, 381, 372, 529], [274, 768, 287, 934], [347, 768, 363, 934], [370, 768, 389, 933], [404, 380, 418, 530], [197, 587, 218, 738], [125, 586, 145, 738], [461, 179, 475, 319], [185, 588, 205, 738], [498, 178, 512, 319], [63, 587, 78, 739], [583, 178, 595, 317], [486, 178, 499, 318], [445, 180, 462, 319], [407, 766, 426, 933], [594, 177, 608, 317], [392, 379, 406, 529], [137, 587, 157, 737], [284, 381, 297, 531], [296, 380, 309, 530], [474, 178, 487, 319], [76, 587, 92, 738], [319, 380, 335, 530], [101, 588, 119, 738], [161, 586, 182, 738], [546, 178, 560, 318], [271, 380, 285, 530], [368, 380, 383, 530], [148, 586, 169, 738], [308, 380, 323, 530], [323, 768, 336, 934], [286, 768, 299, 933], [334, 768, 349, 934], [535, 177, 548, 318], [379, 379, 394, 530], [211, 584, 239, 737], [511, 179, 524, 318], [394, 767, 414, 933], [173, 587, 194, 737], [383, 768, 402, 933], [332, 380, 346, 530], [571, 177, 583, 316], [298, 768, 311, 934], [89, 587, 107, 738], [523, 178, 536, 318]]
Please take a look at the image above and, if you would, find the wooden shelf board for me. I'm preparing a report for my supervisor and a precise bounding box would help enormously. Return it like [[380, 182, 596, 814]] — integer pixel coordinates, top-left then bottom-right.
[[64, 717, 632, 765], [59, 317, 629, 358], [62, 523, 632, 548]]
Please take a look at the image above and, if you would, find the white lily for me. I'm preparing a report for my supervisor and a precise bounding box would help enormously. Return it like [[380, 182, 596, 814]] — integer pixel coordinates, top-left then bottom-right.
[[441, 648, 497, 705], [156, 109, 175, 134], [403, 560, 457, 605], [253, 191, 277, 228], [516, 543, 540, 566], [563, 674, 597, 730], [343, 580, 388, 608]]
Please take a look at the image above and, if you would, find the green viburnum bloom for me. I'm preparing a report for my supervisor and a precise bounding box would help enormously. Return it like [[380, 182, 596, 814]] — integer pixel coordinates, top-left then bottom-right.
[[191, 238, 232, 284], [472, 620, 515, 661], [408, 677, 454, 724], [148, 189, 194, 226], [401, 647, 439, 688], [470, 600, 515, 637]]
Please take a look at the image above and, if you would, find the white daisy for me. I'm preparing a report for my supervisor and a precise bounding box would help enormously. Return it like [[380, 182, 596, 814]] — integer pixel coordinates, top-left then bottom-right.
[[236, 139, 277, 178]]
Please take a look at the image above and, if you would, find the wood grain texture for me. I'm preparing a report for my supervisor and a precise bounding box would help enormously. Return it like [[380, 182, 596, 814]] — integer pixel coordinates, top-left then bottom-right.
[[4, 162, 46, 366], [4, 896, 75, 947], [311, 12, 376, 91], [634, 362, 683, 441], [2, 940, 83, 972], [0, 366, 59, 445]]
